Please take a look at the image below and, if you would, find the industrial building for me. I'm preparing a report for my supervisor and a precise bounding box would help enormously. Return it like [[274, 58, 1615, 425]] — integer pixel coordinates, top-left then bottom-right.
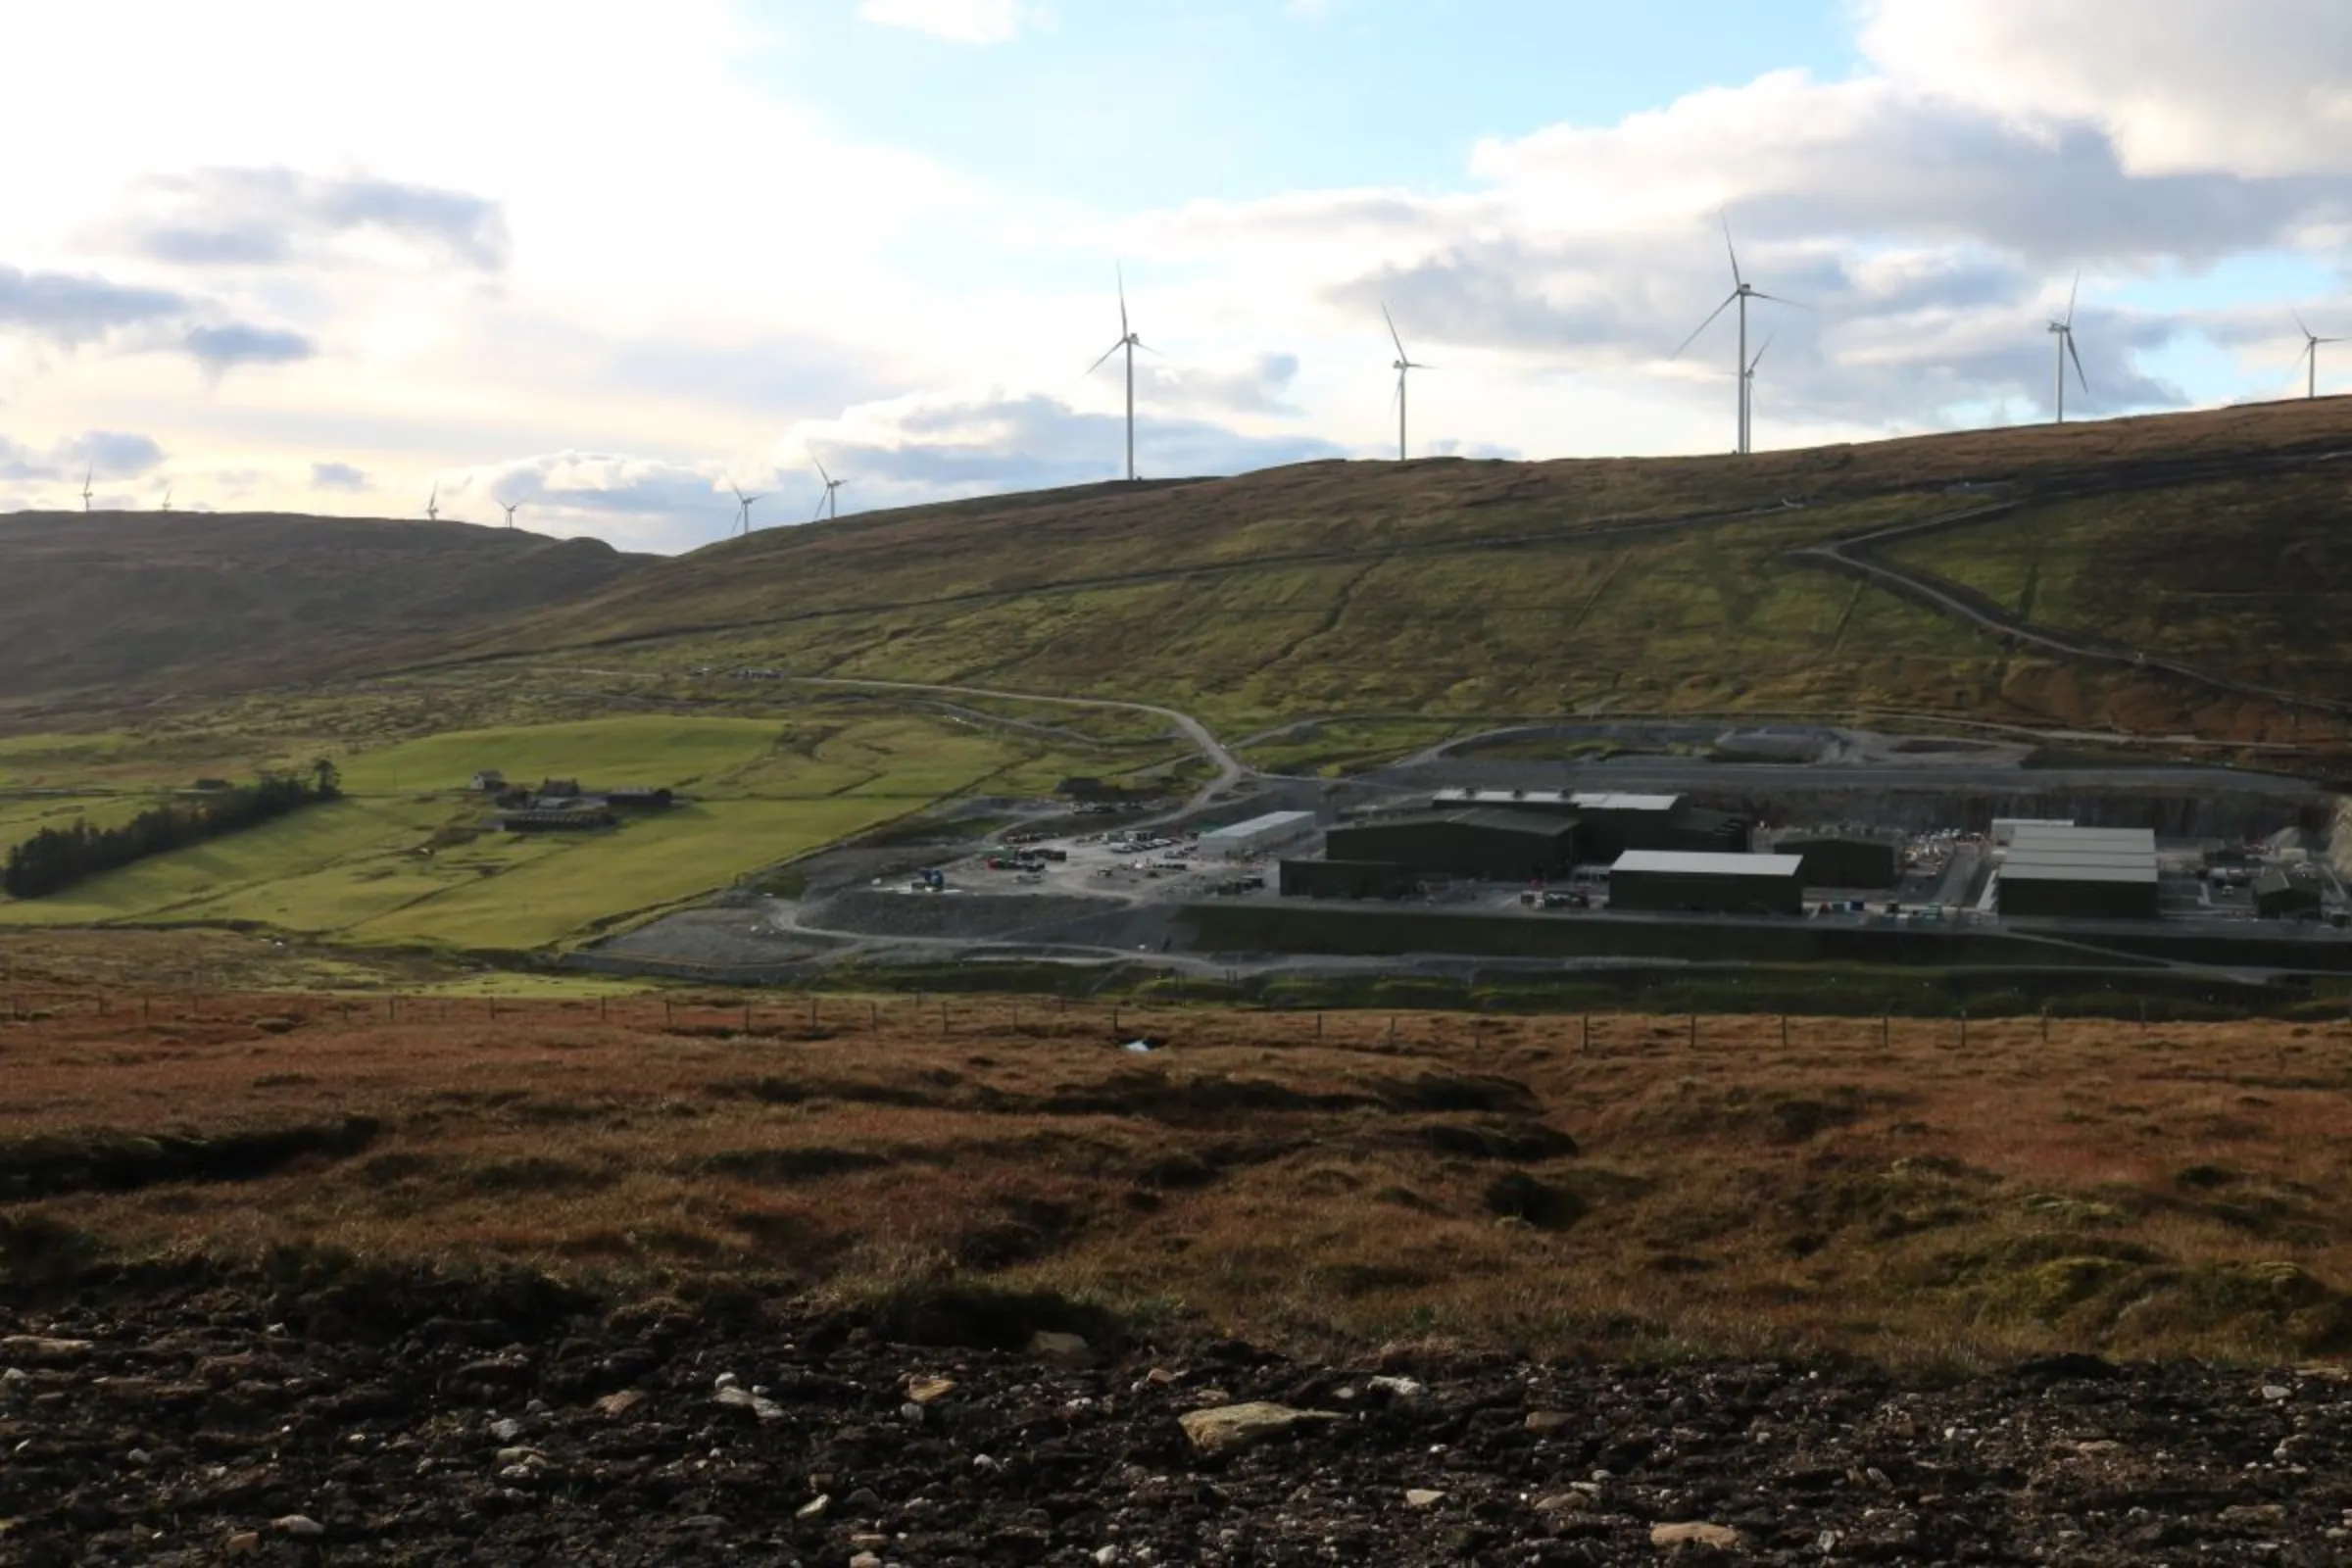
[[2255, 866, 2326, 921], [1325, 808, 1579, 882], [1996, 824, 2160, 920], [1278, 858, 1414, 900], [1607, 850, 1805, 915], [1428, 789, 1749, 858], [1199, 809, 1317, 860], [1762, 826, 1905, 887]]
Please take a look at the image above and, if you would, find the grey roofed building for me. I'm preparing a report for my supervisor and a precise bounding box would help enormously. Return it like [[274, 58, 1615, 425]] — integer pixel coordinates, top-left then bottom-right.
[[1998, 824, 2160, 919], [1607, 850, 1804, 916]]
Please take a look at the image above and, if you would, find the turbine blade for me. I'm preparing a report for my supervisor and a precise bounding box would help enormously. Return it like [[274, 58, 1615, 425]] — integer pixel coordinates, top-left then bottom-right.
[[1671, 293, 1739, 359], [1382, 302, 1407, 360], [1116, 261, 1129, 338], [811, 492, 827, 521], [2295, 308, 2314, 340], [2065, 270, 2080, 328], [813, 456, 832, 485], [1748, 330, 1778, 372], [1388, 371, 1401, 415], [1085, 339, 1124, 375], [1721, 212, 1742, 287], [1749, 290, 1807, 310], [2066, 329, 2088, 394]]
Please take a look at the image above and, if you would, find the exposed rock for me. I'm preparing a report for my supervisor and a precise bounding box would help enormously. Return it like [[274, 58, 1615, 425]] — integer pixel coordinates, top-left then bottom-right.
[[272, 1514, 326, 1539], [1651, 1521, 1743, 1549], [713, 1384, 784, 1422], [1404, 1488, 1445, 1507], [1178, 1400, 1340, 1456], [906, 1374, 956, 1403], [1027, 1330, 1094, 1365], [0, 1336, 93, 1363], [1525, 1408, 1574, 1434]]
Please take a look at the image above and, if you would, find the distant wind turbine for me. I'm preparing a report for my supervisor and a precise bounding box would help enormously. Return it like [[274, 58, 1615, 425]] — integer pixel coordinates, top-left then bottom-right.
[[1740, 332, 1777, 452], [499, 501, 520, 529], [80, 465, 93, 513], [1085, 264, 1152, 482], [730, 480, 764, 536], [2294, 311, 2342, 400], [2048, 273, 2088, 424], [1383, 304, 1432, 462], [425, 482, 439, 522], [811, 456, 845, 521], [160, 485, 173, 514], [1674, 216, 1799, 456]]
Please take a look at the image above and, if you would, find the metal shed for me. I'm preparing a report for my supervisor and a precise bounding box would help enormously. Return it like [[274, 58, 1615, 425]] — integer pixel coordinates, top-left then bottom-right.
[[1606, 850, 1804, 915]]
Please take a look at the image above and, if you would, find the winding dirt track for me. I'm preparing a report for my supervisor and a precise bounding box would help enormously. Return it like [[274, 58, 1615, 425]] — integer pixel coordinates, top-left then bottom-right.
[[1785, 447, 2352, 719]]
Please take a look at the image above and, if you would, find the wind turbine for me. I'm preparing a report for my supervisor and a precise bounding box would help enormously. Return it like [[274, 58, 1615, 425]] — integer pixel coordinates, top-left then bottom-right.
[[1740, 332, 1777, 452], [811, 456, 845, 521], [499, 501, 520, 529], [160, 485, 172, 514], [2293, 311, 2342, 400], [1674, 216, 1798, 455], [730, 480, 764, 536], [1383, 304, 1432, 462], [1085, 264, 1151, 482], [2048, 273, 2087, 423], [425, 482, 439, 522], [80, 465, 93, 513]]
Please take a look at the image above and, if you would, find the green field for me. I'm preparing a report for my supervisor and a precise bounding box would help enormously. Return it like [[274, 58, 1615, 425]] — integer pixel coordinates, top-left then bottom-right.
[[0, 710, 1092, 952]]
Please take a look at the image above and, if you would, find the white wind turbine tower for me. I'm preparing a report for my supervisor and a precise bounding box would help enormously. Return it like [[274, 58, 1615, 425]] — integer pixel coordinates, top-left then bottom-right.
[[1674, 217, 1798, 455], [160, 485, 173, 514], [1085, 264, 1152, 482], [1740, 332, 1777, 450], [80, 465, 93, 513], [1382, 304, 1433, 462], [2293, 311, 2342, 400], [2048, 273, 2088, 423], [425, 483, 440, 522], [730, 481, 764, 536], [811, 456, 845, 521], [499, 501, 520, 529]]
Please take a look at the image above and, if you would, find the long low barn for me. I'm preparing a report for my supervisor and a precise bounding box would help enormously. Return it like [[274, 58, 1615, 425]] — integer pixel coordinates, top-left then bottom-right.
[[1607, 850, 1805, 915]]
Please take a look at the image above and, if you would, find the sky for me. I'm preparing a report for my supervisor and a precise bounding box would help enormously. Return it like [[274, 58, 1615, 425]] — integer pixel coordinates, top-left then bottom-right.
[[3, 0, 2350, 552]]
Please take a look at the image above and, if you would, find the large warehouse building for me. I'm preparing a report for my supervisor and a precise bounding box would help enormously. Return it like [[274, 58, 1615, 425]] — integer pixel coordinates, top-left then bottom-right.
[[1607, 850, 1805, 915], [1996, 824, 2160, 920], [1428, 790, 1750, 858], [1324, 808, 1580, 882]]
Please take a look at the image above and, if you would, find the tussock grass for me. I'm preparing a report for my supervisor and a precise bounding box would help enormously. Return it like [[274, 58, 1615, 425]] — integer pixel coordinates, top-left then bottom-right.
[[2, 988, 2350, 1364]]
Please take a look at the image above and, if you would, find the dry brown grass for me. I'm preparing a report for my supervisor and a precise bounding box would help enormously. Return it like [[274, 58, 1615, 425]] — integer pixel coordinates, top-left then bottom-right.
[[4, 989, 2350, 1366]]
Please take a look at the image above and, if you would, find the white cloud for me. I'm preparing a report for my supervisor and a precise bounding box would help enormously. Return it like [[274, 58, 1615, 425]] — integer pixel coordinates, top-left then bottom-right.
[[1859, 0, 2352, 177], [858, 0, 1047, 45]]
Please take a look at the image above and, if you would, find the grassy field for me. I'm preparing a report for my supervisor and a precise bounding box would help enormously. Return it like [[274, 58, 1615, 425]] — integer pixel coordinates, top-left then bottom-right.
[[4, 990, 2347, 1365], [0, 710, 1097, 952]]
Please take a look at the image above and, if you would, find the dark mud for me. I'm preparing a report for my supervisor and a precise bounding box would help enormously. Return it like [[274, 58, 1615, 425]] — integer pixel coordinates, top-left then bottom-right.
[[2, 1275, 2347, 1565]]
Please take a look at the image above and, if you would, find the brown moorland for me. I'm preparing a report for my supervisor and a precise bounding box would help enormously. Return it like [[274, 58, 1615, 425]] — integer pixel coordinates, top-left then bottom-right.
[[4, 988, 2348, 1367]]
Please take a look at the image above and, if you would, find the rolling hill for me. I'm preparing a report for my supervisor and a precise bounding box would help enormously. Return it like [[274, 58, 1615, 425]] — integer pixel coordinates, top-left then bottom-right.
[[0, 511, 648, 719], [9, 400, 2352, 756]]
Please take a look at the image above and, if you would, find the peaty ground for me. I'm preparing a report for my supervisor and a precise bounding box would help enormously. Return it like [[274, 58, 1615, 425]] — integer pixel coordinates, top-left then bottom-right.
[[3, 991, 2352, 1561]]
